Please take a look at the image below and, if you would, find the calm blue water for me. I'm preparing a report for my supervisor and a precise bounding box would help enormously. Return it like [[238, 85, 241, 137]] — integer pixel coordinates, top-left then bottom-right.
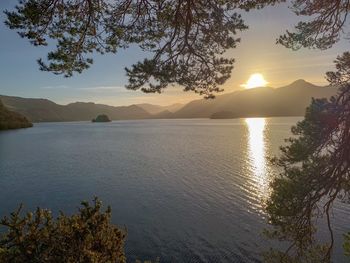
[[0, 118, 349, 262]]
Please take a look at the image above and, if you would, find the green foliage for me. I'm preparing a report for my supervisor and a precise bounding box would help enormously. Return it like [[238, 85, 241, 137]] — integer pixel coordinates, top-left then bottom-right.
[[344, 233, 350, 257], [265, 53, 350, 262], [4, 0, 282, 98], [267, 0, 350, 258], [326, 52, 350, 85], [0, 198, 126, 263], [278, 0, 350, 50], [0, 100, 33, 130], [264, 245, 329, 263]]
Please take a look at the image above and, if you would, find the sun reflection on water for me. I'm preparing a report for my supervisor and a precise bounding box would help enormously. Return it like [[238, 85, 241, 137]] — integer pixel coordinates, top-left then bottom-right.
[[245, 118, 270, 201]]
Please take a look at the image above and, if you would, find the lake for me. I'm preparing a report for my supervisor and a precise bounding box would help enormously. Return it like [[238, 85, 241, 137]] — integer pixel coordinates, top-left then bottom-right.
[[0, 117, 349, 262]]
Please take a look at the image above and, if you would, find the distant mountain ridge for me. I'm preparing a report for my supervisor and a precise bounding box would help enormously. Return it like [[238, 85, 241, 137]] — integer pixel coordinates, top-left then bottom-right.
[[1, 80, 337, 122], [0, 96, 152, 122], [136, 103, 184, 114], [172, 79, 337, 119]]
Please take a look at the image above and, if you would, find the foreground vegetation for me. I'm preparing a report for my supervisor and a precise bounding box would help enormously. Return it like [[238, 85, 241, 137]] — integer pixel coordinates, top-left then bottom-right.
[[0, 198, 126, 263], [0, 100, 32, 130], [265, 54, 350, 262]]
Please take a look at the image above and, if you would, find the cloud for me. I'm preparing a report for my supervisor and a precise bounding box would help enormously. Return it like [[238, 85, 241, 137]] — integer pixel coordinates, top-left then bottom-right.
[[40, 85, 70, 90], [40, 85, 129, 93], [78, 86, 127, 93]]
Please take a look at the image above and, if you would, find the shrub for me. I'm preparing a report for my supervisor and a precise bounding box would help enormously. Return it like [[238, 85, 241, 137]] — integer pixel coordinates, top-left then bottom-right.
[[0, 198, 126, 263]]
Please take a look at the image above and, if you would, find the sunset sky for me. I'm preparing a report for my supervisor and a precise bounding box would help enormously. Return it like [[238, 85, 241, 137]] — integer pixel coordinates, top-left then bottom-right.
[[0, 1, 348, 106]]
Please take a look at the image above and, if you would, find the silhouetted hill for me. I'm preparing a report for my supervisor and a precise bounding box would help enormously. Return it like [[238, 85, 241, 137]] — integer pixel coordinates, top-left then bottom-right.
[[152, 110, 174, 119], [136, 103, 184, 114], [0, 80, 337, 122], [0, 99, 33, 130], [173, 80, 337, 119], [0, 96, 152, 122]]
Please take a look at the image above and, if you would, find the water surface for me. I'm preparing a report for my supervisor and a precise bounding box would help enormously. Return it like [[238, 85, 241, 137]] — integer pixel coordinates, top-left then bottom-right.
[[0, 118, 349, 262]]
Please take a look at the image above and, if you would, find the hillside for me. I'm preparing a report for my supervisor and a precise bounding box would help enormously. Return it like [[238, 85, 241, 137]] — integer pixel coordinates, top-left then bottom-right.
[[172, 80, 337, 118], [1, 80, 337, 122], [0, 99, 33, 130], [0, 96, 152, 122], [136, 103, 184, 114]]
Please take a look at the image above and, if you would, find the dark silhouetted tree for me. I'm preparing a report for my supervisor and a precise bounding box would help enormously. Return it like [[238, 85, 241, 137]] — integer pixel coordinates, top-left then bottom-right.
[[265, 63, 350, 261], [4, 0, 282, 98], [265, 0, 350, 260], [278, 0, 350, 51]]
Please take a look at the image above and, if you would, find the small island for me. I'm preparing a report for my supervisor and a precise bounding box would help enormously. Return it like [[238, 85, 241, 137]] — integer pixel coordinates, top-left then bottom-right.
[[92, 114, 111, 123]]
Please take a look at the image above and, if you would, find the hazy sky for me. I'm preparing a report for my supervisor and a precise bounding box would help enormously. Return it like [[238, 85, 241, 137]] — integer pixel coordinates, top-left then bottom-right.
[[0, 1, 348, 106]]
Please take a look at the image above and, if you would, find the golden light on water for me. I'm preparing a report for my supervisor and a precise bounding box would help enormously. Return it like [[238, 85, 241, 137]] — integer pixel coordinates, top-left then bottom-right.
[[246, 118, 266, 174], [242, 73, 268, 89], [245, 118, 270, 199]]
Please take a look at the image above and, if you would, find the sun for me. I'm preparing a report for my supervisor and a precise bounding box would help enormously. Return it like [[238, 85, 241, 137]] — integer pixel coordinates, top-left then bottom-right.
[[242, 73, 268, 89]]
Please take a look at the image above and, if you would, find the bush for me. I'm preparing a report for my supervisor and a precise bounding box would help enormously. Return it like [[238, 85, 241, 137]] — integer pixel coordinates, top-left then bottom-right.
[[0, 198, 126, 263]]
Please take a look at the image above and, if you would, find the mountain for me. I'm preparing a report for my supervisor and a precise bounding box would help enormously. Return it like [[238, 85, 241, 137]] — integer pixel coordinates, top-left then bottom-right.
[[0, 96, 152, 122], [136, 103, 184, 114], [0, 99, 33, 130], [172, 80, 337, 119], [152, 110, 174, 119], [0, 80, 338, 122]]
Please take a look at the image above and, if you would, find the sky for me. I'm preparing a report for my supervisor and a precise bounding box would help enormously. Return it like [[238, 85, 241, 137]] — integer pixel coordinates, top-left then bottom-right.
[[0, 1, 348, 106]]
